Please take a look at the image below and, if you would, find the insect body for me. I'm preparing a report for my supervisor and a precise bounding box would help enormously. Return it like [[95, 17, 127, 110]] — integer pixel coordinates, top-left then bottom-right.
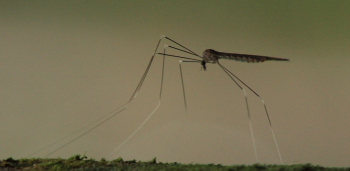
[[201, 49, 289, 70]]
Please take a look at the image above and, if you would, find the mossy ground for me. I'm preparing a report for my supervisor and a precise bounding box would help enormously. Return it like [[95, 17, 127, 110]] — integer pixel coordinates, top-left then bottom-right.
[[1, 155, 349, 171]]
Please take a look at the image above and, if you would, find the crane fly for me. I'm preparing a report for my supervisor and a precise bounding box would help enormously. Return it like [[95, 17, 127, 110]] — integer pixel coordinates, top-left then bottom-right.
[[27, 35, 289, 164]]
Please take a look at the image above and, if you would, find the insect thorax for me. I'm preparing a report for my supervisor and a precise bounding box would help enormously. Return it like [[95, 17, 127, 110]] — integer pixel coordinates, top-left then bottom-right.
[[202, 49, 219, 63]]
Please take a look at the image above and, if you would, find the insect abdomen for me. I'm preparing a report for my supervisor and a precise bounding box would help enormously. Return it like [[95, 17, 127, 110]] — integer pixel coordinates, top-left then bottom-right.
[[203, 49, 289, 64], [215, 50, 289, 63], [219, 54, 267, 63]]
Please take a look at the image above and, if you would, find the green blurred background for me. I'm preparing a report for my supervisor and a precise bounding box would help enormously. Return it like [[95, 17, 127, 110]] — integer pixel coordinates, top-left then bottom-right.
[[1, 0, 349, 167]]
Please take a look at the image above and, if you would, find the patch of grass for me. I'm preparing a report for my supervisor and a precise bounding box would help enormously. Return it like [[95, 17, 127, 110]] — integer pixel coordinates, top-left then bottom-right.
[[1, 155, 349, 171]]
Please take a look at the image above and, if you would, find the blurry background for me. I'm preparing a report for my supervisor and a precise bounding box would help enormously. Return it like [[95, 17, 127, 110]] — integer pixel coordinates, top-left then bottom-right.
[[1, 0, 349, 167]]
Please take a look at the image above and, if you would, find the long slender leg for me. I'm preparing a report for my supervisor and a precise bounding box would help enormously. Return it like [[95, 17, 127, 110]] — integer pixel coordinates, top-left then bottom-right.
[[26, 36, 199, 158], [129, 35, 165, 101], [179, 61, 188, 113], [157, 37, 203, 60], [109, 38, 198, 157], [109, 44, 169, 157], [27, 36, 166, 158], [217, 62, 258, 163], [167, 60, 192, 160], [26, 104, 127, 157], [218, 62, 283, 164], [44, 108, 126, 157], [164, 36, 200, 57]]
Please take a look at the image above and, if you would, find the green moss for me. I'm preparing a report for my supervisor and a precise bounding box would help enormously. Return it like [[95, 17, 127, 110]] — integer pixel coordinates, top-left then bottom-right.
[[1, 156, 350, 171], [112, 157, 124, 163]]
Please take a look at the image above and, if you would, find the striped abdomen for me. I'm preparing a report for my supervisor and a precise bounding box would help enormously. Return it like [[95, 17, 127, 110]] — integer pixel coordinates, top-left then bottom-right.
[[202, 49, 289, 64]]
